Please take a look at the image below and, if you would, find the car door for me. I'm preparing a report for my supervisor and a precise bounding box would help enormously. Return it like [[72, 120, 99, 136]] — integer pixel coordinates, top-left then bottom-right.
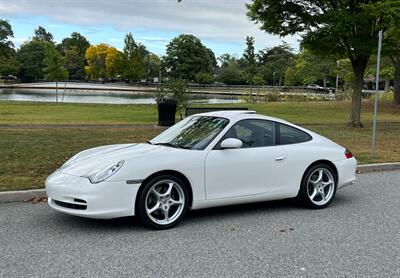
[[275, 122, 314, 195], [205, 119, 288, 200]]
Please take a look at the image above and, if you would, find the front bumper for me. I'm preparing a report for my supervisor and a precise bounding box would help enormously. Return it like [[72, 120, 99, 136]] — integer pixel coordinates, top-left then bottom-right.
[[335, 157, 357, 189], [45, 171, 140, 219]]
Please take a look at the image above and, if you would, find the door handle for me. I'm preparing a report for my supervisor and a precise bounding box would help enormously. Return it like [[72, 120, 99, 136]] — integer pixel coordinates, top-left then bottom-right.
[[275, 156, 286, 161]]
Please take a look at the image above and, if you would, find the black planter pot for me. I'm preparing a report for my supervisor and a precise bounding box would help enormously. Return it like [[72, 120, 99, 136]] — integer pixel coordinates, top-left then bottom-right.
[[157, 98, 177, 126]]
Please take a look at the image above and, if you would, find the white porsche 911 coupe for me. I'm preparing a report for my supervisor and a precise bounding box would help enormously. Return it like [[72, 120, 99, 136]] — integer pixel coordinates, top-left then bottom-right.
[[46, 111, 357, 229]]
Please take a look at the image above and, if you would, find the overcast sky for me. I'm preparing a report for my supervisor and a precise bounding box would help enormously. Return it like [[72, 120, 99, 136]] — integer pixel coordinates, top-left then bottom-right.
[[0, 0, 299, 57]]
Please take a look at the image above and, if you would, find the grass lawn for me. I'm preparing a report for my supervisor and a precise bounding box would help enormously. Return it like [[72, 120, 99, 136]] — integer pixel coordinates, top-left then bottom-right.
[[0, 127, 160, 191], [1, 100, 399, 125], [0, 100, 399, 191]]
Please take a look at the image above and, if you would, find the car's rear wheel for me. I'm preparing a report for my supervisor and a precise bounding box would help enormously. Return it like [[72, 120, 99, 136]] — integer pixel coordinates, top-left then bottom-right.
[[298, 164, 337, 209], [137, 175, 189, 229]]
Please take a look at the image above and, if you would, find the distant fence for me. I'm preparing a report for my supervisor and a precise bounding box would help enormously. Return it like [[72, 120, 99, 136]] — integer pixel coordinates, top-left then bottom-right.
[[129, 82, 336, 95], [1, 80, 336, 96]]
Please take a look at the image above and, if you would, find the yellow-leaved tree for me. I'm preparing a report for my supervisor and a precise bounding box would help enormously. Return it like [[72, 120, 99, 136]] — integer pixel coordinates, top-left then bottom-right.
[[85, 44, 122, 80]]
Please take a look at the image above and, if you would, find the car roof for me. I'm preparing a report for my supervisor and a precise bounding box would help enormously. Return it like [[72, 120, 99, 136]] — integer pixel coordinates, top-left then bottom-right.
[[192, 110, 290, 124]]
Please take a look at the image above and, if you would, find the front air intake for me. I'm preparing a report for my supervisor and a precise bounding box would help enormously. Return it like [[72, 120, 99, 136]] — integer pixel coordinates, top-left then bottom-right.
[[53, 199, 87, 210]]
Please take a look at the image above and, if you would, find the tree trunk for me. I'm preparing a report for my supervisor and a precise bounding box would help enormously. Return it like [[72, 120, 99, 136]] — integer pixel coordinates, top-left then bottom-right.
[[384, 79, 390, 92], [394, 58, 400, 105], [350, 56, 369, 127], [323, 77, 327, 88]]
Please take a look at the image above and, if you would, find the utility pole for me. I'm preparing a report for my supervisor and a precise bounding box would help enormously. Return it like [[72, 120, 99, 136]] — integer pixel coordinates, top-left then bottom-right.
[[371, 30, 383, 159], [272, 72, 276, 86], [336, 60, 340, 93]]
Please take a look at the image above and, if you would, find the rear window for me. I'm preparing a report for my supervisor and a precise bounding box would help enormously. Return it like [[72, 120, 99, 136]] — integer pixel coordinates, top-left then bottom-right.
[[277, 123, 312, 145]]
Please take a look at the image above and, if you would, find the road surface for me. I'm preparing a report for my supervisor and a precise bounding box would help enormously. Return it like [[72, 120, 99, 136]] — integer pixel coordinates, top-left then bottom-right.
[[1, 171, 399, 277]]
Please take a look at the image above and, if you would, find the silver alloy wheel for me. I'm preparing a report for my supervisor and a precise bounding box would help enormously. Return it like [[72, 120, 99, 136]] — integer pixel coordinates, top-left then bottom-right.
[[145, 179, 185, 225], [307, 168, 335, 206]]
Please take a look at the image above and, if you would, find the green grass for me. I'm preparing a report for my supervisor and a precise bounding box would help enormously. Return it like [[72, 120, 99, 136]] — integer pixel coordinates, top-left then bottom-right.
[[0, 100, 399, 191], [0, 102, 158, 125], [0, 127, 160, 191], [1, 123, 399, 191], [1, 100, 399, 125], [307, 123, 400, 164]]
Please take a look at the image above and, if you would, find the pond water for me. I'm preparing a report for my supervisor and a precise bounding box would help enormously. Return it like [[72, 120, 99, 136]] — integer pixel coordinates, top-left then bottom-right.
[[0, 88, 242, 105]]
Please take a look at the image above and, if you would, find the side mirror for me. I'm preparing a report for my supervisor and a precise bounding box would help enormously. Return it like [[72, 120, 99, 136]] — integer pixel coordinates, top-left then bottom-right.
[[220, 138, 243, 149]]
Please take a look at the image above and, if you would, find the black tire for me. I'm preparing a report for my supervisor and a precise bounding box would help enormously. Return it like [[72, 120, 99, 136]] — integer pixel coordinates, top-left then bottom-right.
[[136, 174, 190, 229], [297, 163, 337, 209]]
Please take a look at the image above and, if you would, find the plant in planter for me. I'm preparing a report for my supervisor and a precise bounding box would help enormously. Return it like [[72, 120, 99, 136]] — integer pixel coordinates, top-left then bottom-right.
[[155, 79, 188, 126]]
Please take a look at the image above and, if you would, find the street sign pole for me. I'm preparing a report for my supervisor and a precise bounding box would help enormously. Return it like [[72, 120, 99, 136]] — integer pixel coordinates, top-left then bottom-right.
[[371, 30, 383, 159]]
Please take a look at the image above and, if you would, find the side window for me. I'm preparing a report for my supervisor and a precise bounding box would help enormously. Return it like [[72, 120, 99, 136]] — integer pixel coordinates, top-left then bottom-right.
[[222, 119, 275, 148], [277, 123, 312, 145]]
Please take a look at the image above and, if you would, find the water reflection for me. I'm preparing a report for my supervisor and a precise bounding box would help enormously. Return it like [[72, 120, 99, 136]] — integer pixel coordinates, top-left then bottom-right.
[[0, 88, 241, 105]]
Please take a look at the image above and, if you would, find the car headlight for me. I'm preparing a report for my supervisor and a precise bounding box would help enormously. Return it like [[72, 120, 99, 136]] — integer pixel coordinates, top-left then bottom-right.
[[82, 160, 124, 184]]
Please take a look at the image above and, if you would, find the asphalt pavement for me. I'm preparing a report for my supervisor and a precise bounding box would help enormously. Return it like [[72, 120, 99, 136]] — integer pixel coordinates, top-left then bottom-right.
[[1, 171, 399, 278]]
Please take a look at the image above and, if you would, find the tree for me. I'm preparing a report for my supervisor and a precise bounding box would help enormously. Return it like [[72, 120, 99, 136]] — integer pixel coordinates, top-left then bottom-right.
[[284, 67, 297, 86], [59, 32, 90, 55], [336, 59, 355, 91], [64, 47, 86, 80], [85, 43, 121, 80], [294, 48, 337, 88], [385, 28, 400, 104], [122, 32, 147, 82], [85, 44, 105, 80], [216, 54, 246, 85], [0, 19, 14, 55], [162, 34, 215, 81], [17, 40, 47, 82], [149, 53, 161, 81], [218, 53, 235, 68], [257, 43, 294, 86], [194, 71, 214, 86], [59, 32, 90, 80], [43, 44, 69, 102], [206, 47, 217, 70], [16, 26, 56, 82], [33, 26, 53, 43], [364, 55, 393, 92], [243, 36, 257, 85], [0, 19, 19, 77], [247, 0, 400, 127], [105, 46, 121, 78], [0, 51, 19, 77]]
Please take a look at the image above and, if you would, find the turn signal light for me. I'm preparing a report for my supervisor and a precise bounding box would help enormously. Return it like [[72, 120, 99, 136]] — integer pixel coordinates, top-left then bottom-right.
[[345, 149, 353, 159]]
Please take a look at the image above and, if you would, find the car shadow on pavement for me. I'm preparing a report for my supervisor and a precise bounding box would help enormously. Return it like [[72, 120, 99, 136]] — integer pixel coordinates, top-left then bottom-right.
[[52, 213, 146, 232], [46, 192, 353, 231], [187, 198, 297, 219], [46, 199, 295, 232]]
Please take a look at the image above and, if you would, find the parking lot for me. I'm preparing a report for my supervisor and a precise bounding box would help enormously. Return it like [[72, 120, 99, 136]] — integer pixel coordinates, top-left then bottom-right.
[[1, 170, 399, 277]]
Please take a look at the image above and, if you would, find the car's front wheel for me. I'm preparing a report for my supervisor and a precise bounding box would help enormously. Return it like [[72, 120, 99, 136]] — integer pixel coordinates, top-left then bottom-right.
[[298, 164, 337, 209], [136, 175, 189, 229]]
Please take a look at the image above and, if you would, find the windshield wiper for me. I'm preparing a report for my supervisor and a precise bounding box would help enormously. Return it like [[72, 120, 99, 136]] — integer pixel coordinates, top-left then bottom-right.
[[154, 142, 190, 149], [154, 142, 179, 148], [145, 141, 153, 145]]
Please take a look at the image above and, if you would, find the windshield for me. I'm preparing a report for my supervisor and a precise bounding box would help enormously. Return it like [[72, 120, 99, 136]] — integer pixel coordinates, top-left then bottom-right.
[[150, 116, 229, 150]]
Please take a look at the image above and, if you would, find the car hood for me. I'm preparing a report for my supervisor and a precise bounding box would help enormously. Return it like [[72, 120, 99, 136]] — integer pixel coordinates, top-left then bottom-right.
[[59, 143, 177, 177]]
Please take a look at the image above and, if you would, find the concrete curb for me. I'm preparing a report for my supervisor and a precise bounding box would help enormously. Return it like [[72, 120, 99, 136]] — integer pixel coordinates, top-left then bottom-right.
[[0, 162, 399, 203], [0, 189, 46, 203], [356, 162, 400, 173]]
